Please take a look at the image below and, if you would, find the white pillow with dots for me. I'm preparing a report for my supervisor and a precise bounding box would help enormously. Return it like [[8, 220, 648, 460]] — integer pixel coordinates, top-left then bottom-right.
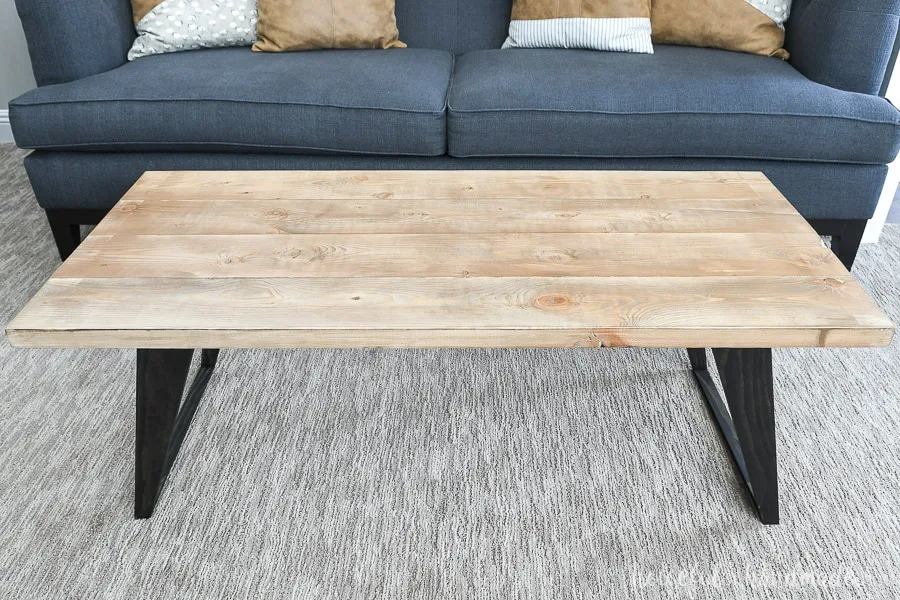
[[745, 0, 792, 28], [129, 0, 258, 61]]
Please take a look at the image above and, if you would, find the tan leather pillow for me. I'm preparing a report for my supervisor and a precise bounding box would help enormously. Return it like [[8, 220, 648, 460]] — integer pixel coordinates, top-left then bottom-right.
[[651, 0, 790, 59], [253, 0, 405, 52], [131, 0, 162, 24]]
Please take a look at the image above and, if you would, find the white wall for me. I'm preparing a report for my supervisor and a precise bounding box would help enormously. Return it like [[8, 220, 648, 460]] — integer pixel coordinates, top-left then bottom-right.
[[0, 0, 37, 142], [864, 59, 900, 242]]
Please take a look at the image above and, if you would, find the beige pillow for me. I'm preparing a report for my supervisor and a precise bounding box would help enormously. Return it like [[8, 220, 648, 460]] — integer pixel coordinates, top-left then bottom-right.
[[504, 0, 653, 53], [253, 0, 405, 52], [651, 0, 790, 58], [131, 0, 161, 23]]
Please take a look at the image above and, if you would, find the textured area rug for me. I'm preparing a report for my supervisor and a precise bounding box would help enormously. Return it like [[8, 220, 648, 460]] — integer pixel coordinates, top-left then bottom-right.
[[1, 145, 899, 599]]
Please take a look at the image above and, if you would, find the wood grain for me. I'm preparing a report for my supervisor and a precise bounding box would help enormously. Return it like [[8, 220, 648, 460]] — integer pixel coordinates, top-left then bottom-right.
[[59, 233, 845, 279], [125, 170, 774, 201], [92, 198, 809, 236], [7, 327, 892, 350], [6, 171, 894, 349], [7, 276, 893, 347]]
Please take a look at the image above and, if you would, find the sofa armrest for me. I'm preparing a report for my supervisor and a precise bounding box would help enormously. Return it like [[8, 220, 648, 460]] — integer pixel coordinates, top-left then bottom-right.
[[15, 0, 135, 87], [786, 0, 900, 95]]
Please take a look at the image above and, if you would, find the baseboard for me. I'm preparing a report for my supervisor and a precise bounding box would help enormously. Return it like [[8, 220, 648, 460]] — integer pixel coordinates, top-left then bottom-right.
[[864, 156, 899, 243], [0, 109, 12, 143]]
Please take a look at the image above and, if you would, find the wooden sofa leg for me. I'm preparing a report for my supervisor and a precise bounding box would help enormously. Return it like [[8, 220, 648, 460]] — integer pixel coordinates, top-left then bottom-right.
[[46, 210, 81, 261], [45, 209, 108, 261], [807, 219, 867, 271]]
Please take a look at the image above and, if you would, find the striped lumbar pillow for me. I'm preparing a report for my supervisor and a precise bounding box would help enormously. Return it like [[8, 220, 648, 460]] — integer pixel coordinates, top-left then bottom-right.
[[651, 0, 792, 58], [503, 0, 653, 53]]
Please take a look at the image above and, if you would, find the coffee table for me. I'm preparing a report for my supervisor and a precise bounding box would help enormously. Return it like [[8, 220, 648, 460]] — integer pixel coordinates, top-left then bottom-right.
[[6, 171, 894, 523]]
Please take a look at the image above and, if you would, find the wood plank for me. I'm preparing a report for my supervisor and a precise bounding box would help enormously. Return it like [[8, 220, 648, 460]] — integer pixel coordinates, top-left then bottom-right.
[[60, 233, 845, 279], [6, 276, 892, 348], [126, 170, 770, 202], [92, 198, 811, 236], [6, 327, 893, 350], [113, 193, 798, 214]]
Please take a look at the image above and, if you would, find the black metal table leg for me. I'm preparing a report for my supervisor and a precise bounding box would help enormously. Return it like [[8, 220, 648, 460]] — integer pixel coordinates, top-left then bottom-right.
[[688, 348, 778, 524], [135, 348, 219, 519]]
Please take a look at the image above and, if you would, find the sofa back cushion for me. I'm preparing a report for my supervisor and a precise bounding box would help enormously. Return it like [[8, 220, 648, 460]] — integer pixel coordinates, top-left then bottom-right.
[[395, 0, 513, 52], [14, 0, 136, 86]]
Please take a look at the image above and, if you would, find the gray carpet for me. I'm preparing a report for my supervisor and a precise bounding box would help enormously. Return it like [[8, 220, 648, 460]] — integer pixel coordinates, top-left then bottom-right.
[[1, 144, 899, 599]]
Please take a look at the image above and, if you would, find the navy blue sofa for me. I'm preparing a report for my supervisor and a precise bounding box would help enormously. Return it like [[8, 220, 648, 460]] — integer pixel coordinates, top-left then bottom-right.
[[10, 0, 900, 268]]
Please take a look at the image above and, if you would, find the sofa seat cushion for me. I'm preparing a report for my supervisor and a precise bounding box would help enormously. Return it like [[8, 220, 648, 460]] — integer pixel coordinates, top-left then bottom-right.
[[10, 48, 453, 156], [448, 45, 900, 164]]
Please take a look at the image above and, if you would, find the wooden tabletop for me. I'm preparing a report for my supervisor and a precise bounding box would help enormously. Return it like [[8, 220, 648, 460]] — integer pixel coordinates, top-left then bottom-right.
[[6, 171, 894, 349]]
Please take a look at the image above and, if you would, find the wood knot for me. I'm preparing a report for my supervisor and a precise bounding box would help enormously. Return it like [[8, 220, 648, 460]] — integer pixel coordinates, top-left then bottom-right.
[[822, 277, 845, 288], [535, 248, 577, 262], [554, 211, 580, 219], [266, 209, 288, 220], [535, 295, 570, 309], [120, 204, 138, 213], [276, 247, 303, 259], [218, 252, 249, 265], [375, 192, 393, 199]]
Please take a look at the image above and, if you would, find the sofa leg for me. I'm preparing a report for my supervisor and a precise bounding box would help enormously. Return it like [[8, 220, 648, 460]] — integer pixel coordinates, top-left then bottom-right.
[[45, 209, 108, 261], [807, 219, 867, 271]]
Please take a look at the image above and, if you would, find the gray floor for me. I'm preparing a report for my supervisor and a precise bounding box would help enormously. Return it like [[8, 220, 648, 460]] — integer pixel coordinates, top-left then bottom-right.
[[1, 143, 899, 599]]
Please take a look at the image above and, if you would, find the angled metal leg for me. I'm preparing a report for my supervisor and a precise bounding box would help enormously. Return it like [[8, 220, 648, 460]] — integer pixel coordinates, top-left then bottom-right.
[[201, 349, 220, 368], [135, 348, 219, 519], [688, 348, 707, 370], [688, 348, 778, 524]]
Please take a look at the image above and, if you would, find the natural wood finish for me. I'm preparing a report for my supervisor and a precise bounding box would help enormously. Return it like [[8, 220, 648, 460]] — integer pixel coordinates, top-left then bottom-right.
[[8, 327, 892, 350], [93, 198, 810, 236], [60, 233, 844, 279], [6, 171, 894, 349], [11, 275, 890, 330], [122, 170, 780, 201]]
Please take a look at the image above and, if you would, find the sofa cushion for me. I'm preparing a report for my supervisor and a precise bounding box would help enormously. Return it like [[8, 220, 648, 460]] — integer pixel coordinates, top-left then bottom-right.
[[10, 47, 452, 156], [448, 45, 900, 164], [24, 152, 889, 220]]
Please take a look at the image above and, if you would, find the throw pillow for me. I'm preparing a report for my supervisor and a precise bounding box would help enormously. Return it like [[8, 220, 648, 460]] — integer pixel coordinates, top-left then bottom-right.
[[503, 0, 653, 53], [651, 0, 791, 58], [253, 0, 405, 52], [129, 0, 258, 60]]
